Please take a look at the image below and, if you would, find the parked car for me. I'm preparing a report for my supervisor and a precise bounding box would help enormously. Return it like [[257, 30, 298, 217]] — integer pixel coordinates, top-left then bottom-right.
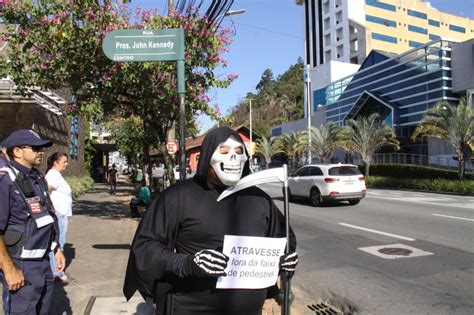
[[287, 164, 366, 206]]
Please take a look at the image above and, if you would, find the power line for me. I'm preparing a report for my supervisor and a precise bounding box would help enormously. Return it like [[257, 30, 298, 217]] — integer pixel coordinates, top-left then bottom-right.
[[234, 22, 304, 40]]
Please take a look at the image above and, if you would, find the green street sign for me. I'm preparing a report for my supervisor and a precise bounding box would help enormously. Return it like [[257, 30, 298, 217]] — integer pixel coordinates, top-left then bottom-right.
[[102, 28, 184, 62]]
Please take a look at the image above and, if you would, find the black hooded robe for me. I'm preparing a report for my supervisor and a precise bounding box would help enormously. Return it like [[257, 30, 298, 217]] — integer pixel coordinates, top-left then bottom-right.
[[123, 127, 296, 315]]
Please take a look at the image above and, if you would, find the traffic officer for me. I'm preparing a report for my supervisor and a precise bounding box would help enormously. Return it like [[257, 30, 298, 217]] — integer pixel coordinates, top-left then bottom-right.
[[0, 129, 66, 314]]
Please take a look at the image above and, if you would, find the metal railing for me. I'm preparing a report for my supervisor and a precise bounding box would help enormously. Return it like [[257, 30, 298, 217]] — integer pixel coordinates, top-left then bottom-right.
[[363, 153, 474, 171]]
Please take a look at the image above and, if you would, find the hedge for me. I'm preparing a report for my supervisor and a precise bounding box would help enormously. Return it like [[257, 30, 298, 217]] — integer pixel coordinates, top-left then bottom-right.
[[359, 164, 473, 180], [65, 175, 94, 199], [366, 176, 474, 195]]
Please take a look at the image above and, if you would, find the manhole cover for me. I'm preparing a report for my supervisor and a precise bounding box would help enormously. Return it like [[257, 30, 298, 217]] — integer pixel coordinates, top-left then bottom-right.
[[308, 302, 343, 314], [378, 247, 412, 256]]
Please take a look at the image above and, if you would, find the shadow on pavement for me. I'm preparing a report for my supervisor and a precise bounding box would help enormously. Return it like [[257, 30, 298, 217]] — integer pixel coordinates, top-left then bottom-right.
[[85, 184, 133, 196], [49, 243, 75, 315], [92, 244, 131, 250], [73, 199, 130, 220], [50, 283, 72, 315], [63, 243, 76, 270], [272, 196, 353, 207]]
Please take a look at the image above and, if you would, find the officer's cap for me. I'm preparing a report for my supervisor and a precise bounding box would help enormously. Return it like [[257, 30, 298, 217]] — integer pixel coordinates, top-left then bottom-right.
[[1, 129, 53, 149]]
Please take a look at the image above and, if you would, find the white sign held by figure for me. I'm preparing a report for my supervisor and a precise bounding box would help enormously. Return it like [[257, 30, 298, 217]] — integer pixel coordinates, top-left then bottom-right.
[[216, 235, 286, 289]]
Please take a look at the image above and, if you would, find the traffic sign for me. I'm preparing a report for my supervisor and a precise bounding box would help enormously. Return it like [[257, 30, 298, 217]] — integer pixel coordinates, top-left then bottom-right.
[[102, 28, 184, 62], [166, 141, 178, 155]]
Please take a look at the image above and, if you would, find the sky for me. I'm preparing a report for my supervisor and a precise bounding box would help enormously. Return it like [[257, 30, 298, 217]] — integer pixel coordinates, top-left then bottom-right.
[[130, 0, 474, 134]]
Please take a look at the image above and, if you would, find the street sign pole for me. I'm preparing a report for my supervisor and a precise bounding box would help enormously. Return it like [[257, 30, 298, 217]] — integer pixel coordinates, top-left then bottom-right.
[[102, 28, 186, 180], [177, 58, 186, 181]]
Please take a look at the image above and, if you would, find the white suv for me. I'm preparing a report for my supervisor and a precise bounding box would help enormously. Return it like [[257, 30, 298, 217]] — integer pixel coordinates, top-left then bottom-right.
[[287, 164, 366, 206]]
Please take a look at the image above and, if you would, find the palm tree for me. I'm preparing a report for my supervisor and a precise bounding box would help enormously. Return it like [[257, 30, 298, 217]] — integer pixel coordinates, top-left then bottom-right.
[[340, 113, 400, 176], [275, 131, 305, 171], [302, 123, 341, 163], [411, 97, 473, 180], [218, 116, 234, 127], [254, 137, 282, 169]]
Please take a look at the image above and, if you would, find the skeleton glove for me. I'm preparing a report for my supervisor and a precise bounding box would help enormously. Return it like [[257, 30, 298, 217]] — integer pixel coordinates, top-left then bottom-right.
[[279, 252, 299, 276], [186, 249, 229, 278]]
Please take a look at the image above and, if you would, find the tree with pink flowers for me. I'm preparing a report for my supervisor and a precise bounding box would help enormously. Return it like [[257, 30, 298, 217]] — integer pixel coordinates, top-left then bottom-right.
[[0, 0, 236, 179]]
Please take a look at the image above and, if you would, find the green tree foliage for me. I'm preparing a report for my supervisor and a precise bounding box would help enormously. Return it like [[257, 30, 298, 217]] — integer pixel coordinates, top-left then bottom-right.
[[226, 58, 304, 137], [303, 123, 341, 163], [274, 131, 305, 171], [340, 113, 400, 176], [0, 0, 123, 115], [107, 116, 144, 166], [254, 137, 282, 169], [0, 1, 235, 179], [256, 68, 274, 92], [411, 97, 473, 180]]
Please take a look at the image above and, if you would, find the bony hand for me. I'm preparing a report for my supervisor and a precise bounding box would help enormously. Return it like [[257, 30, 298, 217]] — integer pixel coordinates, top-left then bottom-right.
[[279, 252, 299, 273], [186, 249, 229, 278]]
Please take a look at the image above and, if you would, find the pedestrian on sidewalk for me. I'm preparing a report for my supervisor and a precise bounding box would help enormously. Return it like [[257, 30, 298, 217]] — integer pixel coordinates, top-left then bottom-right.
[[108, 164, 119, 195], [124, 127, 299, 314], [0, 129, 65, 314], [45, 152, 74, 284]]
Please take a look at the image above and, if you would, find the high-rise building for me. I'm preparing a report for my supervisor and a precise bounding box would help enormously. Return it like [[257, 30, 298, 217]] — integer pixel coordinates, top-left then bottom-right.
[[272, 1, 473, 159], [298, 0, 474, 68], [298, 0, 474, 106]]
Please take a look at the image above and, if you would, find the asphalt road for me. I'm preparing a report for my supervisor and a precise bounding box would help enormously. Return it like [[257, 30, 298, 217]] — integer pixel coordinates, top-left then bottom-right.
[[262, 184, 474, 314]]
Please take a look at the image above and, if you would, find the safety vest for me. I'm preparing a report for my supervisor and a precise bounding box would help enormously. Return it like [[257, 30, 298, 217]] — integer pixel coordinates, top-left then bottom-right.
[[0, 165, 57, 260]]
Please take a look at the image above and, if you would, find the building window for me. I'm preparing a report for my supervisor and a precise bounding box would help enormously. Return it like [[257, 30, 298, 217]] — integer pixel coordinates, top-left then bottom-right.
[[323, 1, 330, 14], [429, 34, 441, 41], [449, 25, 466, 33], [407, 9, 427, 19], [408, 25, 428, 34], [324, 34, 331, 46], [409, 40, 423, 48], [366, 15, 397, 27], [365, 0, 396, 12], [372, 32, 397, 44], [428, 19, 440, 27], [271, 128, 282, 137], [350, 38, 359, 52]]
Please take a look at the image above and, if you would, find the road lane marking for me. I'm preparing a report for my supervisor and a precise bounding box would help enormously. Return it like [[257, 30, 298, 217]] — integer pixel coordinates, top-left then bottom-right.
[[339, 223, 416, 241], [366, 195, 474, 210], [432, 213, 474, 222]]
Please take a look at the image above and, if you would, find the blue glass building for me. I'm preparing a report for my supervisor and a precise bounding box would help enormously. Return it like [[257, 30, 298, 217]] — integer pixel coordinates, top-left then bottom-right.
[[313, 39, 459, 154]]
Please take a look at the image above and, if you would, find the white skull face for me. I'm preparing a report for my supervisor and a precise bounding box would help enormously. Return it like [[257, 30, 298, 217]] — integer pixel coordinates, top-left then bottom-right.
[[210, 136, 248, 187]]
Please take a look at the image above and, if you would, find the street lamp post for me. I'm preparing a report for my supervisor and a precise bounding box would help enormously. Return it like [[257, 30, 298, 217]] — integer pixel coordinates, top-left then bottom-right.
[[305, 64, 312, 164], [247, 98, 254, 167], [225, 9, 246, 16], [247, 98, 253, 166]]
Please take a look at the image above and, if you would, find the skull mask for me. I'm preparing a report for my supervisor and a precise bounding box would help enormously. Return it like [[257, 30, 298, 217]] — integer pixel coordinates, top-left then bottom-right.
[[210, 136, 248, 187]]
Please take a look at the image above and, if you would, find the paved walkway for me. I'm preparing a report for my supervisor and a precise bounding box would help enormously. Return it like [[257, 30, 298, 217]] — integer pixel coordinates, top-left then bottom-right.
[[49, 176, 155, 314], [44, 175, 312, 314]]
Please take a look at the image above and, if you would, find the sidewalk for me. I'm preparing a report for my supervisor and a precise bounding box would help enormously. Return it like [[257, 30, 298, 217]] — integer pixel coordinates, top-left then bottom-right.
[[49, 176, 154, 314], [47, 176, 312, 314]]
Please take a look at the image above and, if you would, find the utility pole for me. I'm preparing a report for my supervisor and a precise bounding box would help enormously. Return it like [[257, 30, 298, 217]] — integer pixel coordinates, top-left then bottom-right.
[[249, 98, 253, 166], [168, 0, 174, 15], [247, 98, 254, 167], [305, 64, 312, 164]]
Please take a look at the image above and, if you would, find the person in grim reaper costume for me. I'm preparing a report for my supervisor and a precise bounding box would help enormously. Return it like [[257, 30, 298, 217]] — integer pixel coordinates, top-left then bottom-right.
[[123, 127, 298, 314]]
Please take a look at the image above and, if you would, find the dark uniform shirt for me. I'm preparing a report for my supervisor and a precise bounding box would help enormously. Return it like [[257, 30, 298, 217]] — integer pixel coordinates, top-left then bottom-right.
[[0, 160, 41, 232], [0, 160, 56, 236]]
